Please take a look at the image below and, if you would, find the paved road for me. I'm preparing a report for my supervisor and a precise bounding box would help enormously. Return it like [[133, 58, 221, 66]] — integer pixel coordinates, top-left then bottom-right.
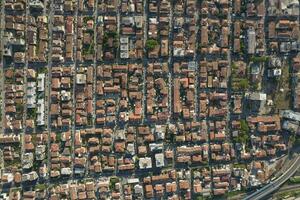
[[0, 0, 5, 133], [244, 155, 300, 200], [46, 0, 54, 182]]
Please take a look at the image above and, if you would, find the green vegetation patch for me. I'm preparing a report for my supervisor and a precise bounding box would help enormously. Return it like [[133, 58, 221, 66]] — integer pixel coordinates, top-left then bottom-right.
[[83, 16, 94, 24], [83, 41, 95, 55], [289, 176, 300, 184], [237, 79, 249, 90], [273, 64, 291, 110], [103, 31, 118, 49], [250, 56, 269, 63], [16, 103, 24, 113], [232, 78, 249, 91], [145, 39, 159, 51], [226, 189, 246, 198], [35, 184, 47, 191], [234, 120, 250, 144], [233, 163, 247, 169], [277, 189, 300, 199], [231, 62, 249, 91], [38, 67, 48, 74], [109, 176, 120, 190], [27, 108, 37, 119]]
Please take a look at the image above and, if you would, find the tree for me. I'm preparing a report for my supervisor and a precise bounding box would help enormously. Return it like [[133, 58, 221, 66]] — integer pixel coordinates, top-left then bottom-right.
[[252, 82, 259, 90], [27, 108, 37, 119], [240, 40, 245, 53], [250, 56, 269, 63], [103, 31, 118, 49], [231, 63, 238, 75], [16, 103, 23, 113], [238, 79, 249, 90], [231, 63, 238, 70], [146, 39, 158, 51], [240, 120, 249, 133], [109, 177, 120, 190], [234, 120, 250, 144]]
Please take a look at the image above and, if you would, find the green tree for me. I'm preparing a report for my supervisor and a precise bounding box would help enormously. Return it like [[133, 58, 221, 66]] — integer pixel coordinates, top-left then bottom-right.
[[109, 177, 120, 190], [103, 31, 118, 49], [235, 120, 250, 144], [250, 56, 269, 63], [16, 103, 23, 113], [238, 79, 249, 90], [146, 39, 158, 51], [240, 120, 249, 133]]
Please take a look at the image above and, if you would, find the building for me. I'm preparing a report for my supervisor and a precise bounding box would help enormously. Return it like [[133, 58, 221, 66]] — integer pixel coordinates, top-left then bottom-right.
[[37, 99, 45, 126], [120, 36, 129, 59], [35, 145, 46, 160], [246, 92, 267, 113], [27, 82, 37, 108], [139, 157, 152, 169], [281, 110, 300, 122], [29, 0, 45, 10], [267, 69, 282, 77], [23, 153, 34, 169], [37, 74, 45, 92], [61, 168, 72, 176], [247, 28, 256, 54], [155, 153, 165, 168]]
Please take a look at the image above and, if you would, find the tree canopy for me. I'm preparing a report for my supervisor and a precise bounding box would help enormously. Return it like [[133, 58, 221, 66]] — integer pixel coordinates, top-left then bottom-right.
[[234, 120, 250, 144], [146, 39, 158, 50]]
